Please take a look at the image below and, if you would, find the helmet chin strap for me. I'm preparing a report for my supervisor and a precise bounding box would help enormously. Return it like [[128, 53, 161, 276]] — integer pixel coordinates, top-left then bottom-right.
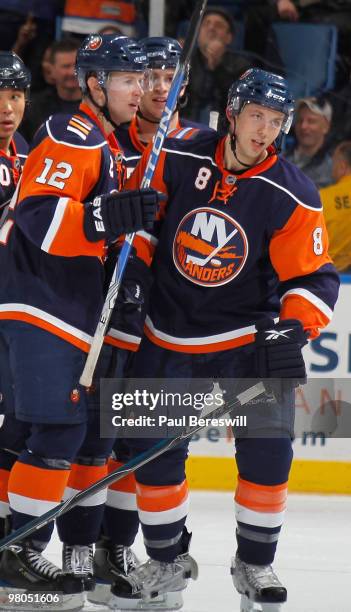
[[87, 83, 119, 131], [230, 132, 255, 169], [137, 108, 159, 124]]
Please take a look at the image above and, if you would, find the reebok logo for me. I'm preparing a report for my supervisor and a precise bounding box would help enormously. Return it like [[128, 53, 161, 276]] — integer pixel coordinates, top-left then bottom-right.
[[265, 329, 293, 341]]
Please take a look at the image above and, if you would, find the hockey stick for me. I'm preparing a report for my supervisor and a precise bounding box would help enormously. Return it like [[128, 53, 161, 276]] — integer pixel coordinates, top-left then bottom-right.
[[0, 381, 265, 552], [79, 0, 208, 388], [186, 227, 238, 267]]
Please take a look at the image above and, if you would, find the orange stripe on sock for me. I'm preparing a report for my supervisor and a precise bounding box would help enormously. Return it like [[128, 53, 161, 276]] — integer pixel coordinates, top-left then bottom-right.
[[107, 459, 136, 493], [67, 463, 107, 490], [136, 480, 188, 512], [235, 477, 288, 514], [0, 469, 10, 502], [8, 462, 70, 502]]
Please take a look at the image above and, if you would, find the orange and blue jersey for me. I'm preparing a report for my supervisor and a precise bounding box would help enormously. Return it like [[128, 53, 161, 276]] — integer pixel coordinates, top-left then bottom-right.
[[125, 130, 339, 353], [116, 115, 204, 179], [0, 102, 125, 352], [0, 131, 28, 210]]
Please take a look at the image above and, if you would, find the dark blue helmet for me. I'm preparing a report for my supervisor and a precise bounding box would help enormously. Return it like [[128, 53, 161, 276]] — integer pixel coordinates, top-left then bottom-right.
[[140, 36, 189, 83], [140, 37, 181, 69], [76, 34, 148, 93], [227, 68, 295, 134], [0, 51, 31, 92]]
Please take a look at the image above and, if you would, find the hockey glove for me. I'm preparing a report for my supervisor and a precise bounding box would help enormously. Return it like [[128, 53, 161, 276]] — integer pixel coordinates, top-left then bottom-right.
[[109, 256, 152, 339], [255, 318, 308, 397], [84, 188, 160, 242]]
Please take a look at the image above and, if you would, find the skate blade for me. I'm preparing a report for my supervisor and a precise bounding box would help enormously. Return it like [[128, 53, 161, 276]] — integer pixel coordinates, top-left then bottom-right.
[[87, 583, 111, 605], [108, 590, 183, 610], [240, 594, 284, 612], [0, 588, 84, 611]]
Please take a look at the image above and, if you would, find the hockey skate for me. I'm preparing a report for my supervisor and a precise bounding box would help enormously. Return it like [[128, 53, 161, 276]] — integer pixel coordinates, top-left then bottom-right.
[[231, 555, 287, 612], [62, 543, 96, 591], [88, 537, 139, 605], [108, 529, 198, 610], [0, 541, 85, 611]]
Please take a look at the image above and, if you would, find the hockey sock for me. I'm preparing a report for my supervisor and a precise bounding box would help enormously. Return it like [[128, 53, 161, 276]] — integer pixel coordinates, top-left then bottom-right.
[[103, 458, 139, 547]]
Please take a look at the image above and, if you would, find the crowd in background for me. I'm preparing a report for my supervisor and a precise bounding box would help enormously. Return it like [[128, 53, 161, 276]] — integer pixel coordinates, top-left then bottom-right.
[[1, 0, 351, 272]]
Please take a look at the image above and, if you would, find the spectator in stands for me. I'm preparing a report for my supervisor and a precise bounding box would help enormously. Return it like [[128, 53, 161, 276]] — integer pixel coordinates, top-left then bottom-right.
[[320, 141, 351, 272], [20, 38, 81, 143], [41, 44, 57, 88], [284, 97, 333, 188], [244, 0, 351, 74], [0, 1, 63, 91], [183, 6, 252, 124]]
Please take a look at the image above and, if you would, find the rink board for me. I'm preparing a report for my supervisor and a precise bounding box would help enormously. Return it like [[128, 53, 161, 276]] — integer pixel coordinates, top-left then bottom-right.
[[187, 278, 351, 495]]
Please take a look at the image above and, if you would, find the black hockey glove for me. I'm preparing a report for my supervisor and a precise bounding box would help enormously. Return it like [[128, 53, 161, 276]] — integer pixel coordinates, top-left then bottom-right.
[[255, 319, 308, 397], [84, 188, 160, 242], [109, 256, 152, 338]]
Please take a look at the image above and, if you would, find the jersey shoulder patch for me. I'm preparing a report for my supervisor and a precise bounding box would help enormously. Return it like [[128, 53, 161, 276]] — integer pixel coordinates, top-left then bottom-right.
[[163, 128, 219, 161], [43, 112, 107, 150]]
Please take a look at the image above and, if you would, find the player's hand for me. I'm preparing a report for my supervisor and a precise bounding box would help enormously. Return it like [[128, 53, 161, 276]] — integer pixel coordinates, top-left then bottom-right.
[[202, 38, 227, 69], [108, 256, 152, 336], [254, 318, 307, 398], [84, 188, 161, 242]]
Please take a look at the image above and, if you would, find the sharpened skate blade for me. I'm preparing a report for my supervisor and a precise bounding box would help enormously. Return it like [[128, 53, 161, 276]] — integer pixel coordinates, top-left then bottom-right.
[[240, 594, 284, 612], [108, 590, 183, 610]]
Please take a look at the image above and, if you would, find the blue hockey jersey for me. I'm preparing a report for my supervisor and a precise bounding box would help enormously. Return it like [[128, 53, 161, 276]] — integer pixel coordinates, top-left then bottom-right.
[[0, 131, 28, 211], [126, 130, 339, 353]]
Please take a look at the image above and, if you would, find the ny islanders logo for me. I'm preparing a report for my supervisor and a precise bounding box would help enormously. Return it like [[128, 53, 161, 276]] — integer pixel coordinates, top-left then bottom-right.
[[173, 207, 248, 287]]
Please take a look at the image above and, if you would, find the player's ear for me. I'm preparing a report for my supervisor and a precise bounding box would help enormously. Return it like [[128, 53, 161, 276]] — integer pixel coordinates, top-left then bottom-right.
[[226, 107, 234, 126], [86, 75, 104, 103]]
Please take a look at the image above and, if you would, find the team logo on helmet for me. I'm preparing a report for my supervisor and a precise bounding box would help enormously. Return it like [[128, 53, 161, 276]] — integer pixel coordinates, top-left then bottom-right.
[[173, 207, 248, 287], [87, 36, 102, 51]]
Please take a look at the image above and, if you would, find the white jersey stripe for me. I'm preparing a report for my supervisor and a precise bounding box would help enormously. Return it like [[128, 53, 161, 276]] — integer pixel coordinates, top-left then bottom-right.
[[41, 197, 69, 253], [145, 316, 256, 346], [251, 176, 323, 211], [0, 303, 93, 345], [67, 125, 87, 140], [281, 288, 333, 320], [46, 119, 106, 150], [107, 328, 141, 345], [162, 147, 217, 167]]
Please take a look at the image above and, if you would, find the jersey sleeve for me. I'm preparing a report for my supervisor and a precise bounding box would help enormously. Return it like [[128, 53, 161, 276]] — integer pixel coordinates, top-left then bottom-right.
[[269, 203, 340, 339], [123, 143, 168, 267], [14, 134, 105, 258]]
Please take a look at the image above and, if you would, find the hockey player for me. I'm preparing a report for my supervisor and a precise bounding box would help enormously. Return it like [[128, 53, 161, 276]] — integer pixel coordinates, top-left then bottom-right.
[[0, 34, 161, 609], [101, 69, 340, 611], [0, 50, 30, 548], [90, 37, 205, 609]]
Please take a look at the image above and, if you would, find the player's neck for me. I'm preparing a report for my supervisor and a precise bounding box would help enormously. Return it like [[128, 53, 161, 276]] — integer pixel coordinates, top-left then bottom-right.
[[137, 111, 179, 144], [0, 135, 12, 156], [84, 98, 115, 135], [223, 134, 267, 172]]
